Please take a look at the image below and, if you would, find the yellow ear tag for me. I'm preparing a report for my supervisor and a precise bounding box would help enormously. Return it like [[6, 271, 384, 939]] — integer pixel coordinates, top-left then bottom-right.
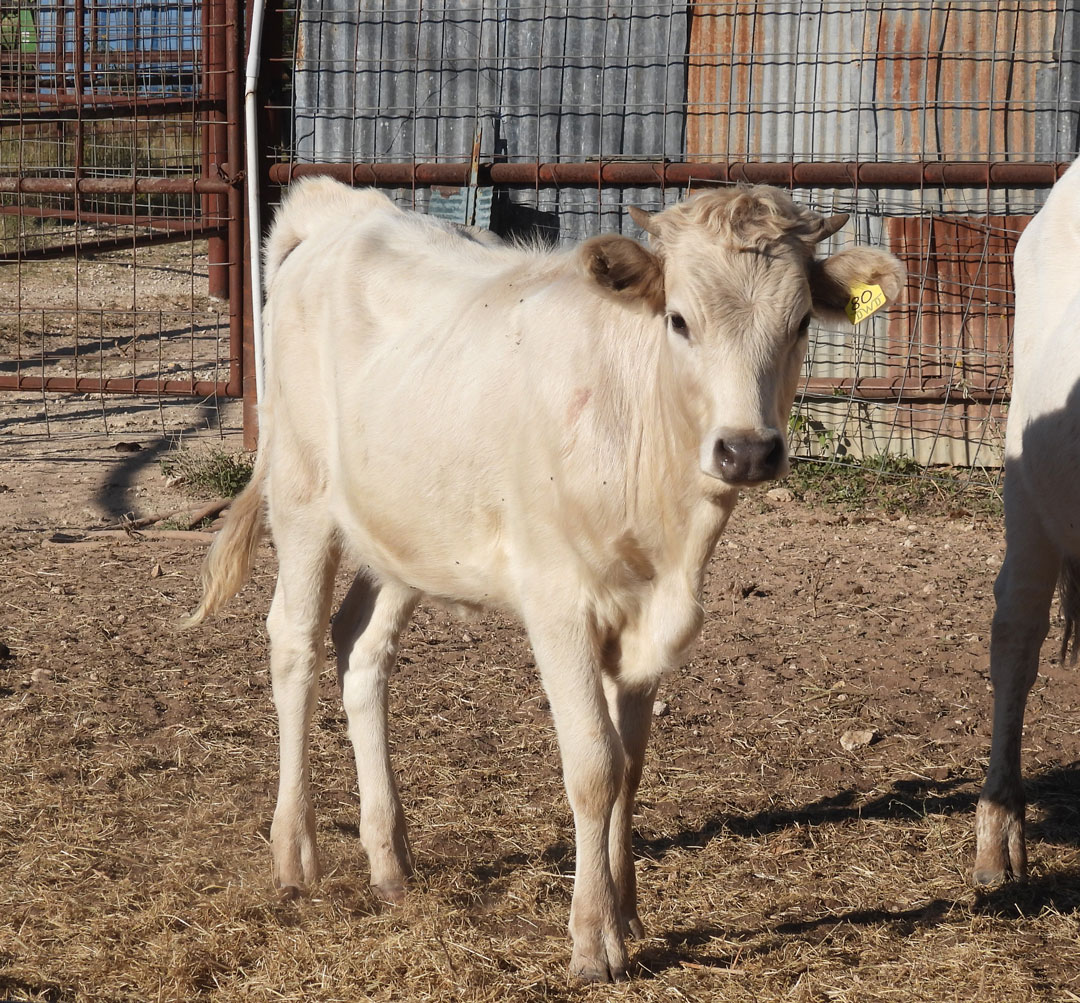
[[845, 282, 887, 325]]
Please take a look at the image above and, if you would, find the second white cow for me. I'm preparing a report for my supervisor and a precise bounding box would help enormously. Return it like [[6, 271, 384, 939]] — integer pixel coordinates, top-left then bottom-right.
[[189, 178, 904, 981], [974, 160, 1080, 886]]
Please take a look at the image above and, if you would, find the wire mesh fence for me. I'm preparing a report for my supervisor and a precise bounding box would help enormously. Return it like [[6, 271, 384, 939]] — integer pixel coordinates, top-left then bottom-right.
[[0, 0, 244, 447], [2, 0, 1079, 491]]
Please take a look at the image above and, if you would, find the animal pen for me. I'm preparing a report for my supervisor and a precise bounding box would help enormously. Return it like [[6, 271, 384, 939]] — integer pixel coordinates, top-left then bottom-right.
[[1, 1, 1078, 471]]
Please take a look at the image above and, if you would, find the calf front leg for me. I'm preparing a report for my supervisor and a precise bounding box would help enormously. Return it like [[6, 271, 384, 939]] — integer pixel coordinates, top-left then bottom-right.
[[525, 604, 627, 983], [603, 674, 657, 940], [333, 574, 418, 902], [973, 496, 1058, 885]]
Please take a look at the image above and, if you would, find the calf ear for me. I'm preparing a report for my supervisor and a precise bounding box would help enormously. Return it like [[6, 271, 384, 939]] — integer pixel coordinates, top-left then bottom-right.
[[809, 246, 906, 324], [580, 235, 665, 314]]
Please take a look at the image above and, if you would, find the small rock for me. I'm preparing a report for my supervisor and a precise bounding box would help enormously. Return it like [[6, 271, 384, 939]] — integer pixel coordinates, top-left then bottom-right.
[[150, 563, 163, 579], [840, 728, 877, 751], [114, 441, 143, 453], [767, 487, 795, 504], [652, 700, 669, 718], [30, 667, 53, 684], [0, 483, 11, 493], [116, 613, 127, 626], [0, 641, 11, 660]]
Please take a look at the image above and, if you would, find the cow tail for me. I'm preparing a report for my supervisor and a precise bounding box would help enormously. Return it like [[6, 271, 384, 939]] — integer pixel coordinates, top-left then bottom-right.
[[184, 447, 269, 627], [1060, 557, 1080, 665]]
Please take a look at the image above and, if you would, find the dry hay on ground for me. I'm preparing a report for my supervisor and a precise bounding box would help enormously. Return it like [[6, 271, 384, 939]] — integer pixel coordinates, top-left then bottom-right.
[[2, 485, 1080, 1002]]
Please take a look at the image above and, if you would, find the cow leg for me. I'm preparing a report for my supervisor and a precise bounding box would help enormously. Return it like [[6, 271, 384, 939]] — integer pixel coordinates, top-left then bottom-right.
[[974, 483, 1059, 885], [525, 606, 627, 983], [332, 574, 418, 902], [266, 513, 340, 895], [602, 673, 657, 940]]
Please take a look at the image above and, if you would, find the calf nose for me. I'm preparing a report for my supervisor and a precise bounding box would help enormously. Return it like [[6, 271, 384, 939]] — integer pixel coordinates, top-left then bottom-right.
[[713, 432, 786, 485]]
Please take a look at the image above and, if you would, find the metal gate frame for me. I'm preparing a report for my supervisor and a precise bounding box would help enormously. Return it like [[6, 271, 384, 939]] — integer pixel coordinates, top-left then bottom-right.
[[0, 0, 256, 443]]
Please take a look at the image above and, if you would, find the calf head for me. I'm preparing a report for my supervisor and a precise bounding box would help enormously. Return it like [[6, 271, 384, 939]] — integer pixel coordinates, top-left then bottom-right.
[[582, 187, 905, 487]]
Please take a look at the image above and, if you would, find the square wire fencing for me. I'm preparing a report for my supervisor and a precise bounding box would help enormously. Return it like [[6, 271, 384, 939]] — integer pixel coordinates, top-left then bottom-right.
[[0, 0, 247, 446], [261, 0, 1080, 494]]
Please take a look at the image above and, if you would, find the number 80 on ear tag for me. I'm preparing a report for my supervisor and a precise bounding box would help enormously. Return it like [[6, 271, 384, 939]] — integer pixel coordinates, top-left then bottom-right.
[[845, 283, 887, 325]]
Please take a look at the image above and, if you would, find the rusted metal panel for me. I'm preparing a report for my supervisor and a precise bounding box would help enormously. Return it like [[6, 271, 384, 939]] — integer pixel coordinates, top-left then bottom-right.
[[686, 1, 1077, 164], [0, 0, 247, 411]]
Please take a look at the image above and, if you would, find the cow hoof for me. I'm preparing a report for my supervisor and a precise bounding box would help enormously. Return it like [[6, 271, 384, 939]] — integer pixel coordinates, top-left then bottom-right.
[[625, 915, 645, 940], [570, 961, 628, 984], [275, 882, 308, 901], [371, 879, 407, 905], [974, 798, 1027, 887], [570, 939, 629, 984], [971, 864, 1007, 887]]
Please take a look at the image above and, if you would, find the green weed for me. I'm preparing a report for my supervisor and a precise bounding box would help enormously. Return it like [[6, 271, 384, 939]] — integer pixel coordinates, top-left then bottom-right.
[[160, 446, 254, 499], [784, 453, 1003, 518]]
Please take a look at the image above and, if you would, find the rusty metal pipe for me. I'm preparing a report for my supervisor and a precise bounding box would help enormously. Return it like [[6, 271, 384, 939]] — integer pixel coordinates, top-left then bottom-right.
[[267, 160, 1069, 190], [0, 375, 234, 396], [0, 94, 221, 117], [800, 377, 1009, 405], [225, 0, 245, 409], [0, 176, 232, 195]]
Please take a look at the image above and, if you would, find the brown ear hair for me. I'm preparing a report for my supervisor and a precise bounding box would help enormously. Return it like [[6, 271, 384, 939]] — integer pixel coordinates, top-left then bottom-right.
[[580, 234, 665, 313], [809, 246, 906, 324]]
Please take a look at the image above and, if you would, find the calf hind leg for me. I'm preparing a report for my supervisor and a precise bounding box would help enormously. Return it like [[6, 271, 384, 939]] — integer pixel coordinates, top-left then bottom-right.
[[332, 574, 418, 902], [266, 514, 341, 895]]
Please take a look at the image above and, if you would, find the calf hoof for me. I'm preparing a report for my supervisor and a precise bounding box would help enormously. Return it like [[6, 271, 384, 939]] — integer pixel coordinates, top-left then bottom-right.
[[371, 879, 407, 905], [570, 937, 629, 984], [625, 914, 645, 940], [570, 959, 628, 984], [973, 798, 1027, 886], [275, 881, 308, 901]]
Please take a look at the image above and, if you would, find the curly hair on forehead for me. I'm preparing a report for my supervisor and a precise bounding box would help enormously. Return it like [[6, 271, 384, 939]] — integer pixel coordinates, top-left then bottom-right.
[[657, 186, 833, 250]]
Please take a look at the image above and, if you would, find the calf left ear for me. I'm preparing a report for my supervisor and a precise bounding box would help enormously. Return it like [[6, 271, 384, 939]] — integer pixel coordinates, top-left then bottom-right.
[[580, 234, 665, 314], [809, 246, 906, 324]]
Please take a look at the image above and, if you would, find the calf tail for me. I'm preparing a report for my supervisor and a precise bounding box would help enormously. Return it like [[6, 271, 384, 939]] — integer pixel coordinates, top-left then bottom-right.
[[1060, 557, 1080, 664], [184, 449, 269, 627]]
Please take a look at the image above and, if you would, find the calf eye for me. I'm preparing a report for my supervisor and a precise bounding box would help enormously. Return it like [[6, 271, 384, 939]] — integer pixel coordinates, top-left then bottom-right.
[[797, 311, 812, 335], [667, 312, 689, 338]]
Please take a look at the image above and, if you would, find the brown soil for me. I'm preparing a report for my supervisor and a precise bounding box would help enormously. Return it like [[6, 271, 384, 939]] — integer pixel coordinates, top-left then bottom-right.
[[1, 418, 1079, 1001]]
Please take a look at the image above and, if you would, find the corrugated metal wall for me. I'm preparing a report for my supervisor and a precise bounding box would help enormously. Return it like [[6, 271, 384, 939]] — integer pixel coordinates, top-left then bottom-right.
[[284, 0, 1080, 467], [686, 2, 1076, 165], [293, 1, 688, 240]]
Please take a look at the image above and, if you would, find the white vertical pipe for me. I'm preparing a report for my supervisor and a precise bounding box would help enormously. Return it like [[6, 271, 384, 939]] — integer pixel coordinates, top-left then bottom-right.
[[244, 0, 267, 405]]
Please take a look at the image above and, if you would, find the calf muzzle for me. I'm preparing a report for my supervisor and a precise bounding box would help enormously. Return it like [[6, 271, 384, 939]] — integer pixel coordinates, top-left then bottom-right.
[[712, 431, 786, 485]]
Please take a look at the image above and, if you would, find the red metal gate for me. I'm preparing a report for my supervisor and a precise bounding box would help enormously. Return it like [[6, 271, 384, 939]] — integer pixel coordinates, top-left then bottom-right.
[[0, 0, 253, 438]]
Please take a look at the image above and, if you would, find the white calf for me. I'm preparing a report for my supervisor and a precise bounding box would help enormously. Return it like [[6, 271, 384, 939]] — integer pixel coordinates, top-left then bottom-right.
[[190, 178, 904, 980]]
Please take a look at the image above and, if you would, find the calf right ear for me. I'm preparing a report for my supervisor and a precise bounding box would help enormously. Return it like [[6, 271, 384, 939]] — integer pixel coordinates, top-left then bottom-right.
[[580, 235, 665, 314]]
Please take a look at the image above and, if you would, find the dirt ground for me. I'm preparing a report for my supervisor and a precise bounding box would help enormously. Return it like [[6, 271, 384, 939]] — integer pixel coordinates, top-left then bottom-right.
[[0, 239, 1077, 1000], [1, 395, 1079, 1001]]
